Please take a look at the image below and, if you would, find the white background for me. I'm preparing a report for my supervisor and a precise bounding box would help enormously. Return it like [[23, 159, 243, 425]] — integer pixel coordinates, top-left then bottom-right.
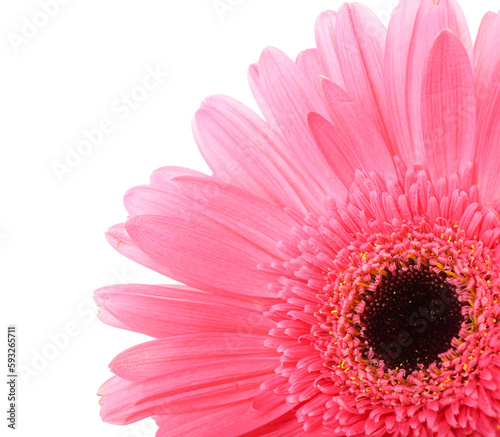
[[1, 1, 498, 436]]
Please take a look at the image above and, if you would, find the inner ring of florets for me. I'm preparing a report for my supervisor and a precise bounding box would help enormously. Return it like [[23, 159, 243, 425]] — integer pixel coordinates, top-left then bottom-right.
[[316, 221, 500, 403]]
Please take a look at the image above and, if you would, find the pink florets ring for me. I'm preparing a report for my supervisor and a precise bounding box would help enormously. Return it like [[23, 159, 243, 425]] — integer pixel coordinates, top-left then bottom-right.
[[266, 169, 500, 433]]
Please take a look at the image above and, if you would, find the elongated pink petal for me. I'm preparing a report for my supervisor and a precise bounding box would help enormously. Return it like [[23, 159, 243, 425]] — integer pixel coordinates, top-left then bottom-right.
[[475, 11, 497, 69], [106, 223, 226, 296], [125, 177, 299, 260], [109, 334, 275, 379], [336, 3, 394, 151], [95, 283, 275, 338], [96, 307, 128, 331], [314, 11, 345, 88], [97, 375, 130, 397], [97, 283, 275, 311], [111, 351, 277, 384], [296, 49, 324, 96], [124, 185, 193, 217], [257, 47, 346, 197], [307, 112, 361, 189], [173, 175, 299, 259], [385, 0, 422, 165], [101, 355, 281, 424], [320, 78, 397, 183], [125, 214, 279, 297], [101, 335, 280, 422], [155, 398, 295, 437], [475, 13, 500, 118], [193, 94, 325, 214], [385, 0, 473, 167], [240, 409, 307, 437], [405, 0, 473, 165], [475, 49, 500, 201], [149, 166, 206, 190], [475, 11, 498, 100], [473, 13, 500, 202], [102, 374, 268, 424], [248, 62, 280, 132], [105, 223, 197, 285], [421, 30, 475, 188]]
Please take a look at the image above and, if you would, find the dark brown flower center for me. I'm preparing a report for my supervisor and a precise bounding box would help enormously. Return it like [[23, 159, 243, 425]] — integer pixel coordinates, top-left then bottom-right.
[[361, 266, 463, 373]]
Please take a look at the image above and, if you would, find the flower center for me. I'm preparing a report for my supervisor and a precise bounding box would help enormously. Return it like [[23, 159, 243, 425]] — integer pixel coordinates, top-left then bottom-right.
[[361, 265, 463, 373]]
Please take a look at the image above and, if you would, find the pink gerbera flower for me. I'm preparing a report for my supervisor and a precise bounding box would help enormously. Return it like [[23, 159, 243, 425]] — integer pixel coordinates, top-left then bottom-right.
[[96, 0, 500, 435]]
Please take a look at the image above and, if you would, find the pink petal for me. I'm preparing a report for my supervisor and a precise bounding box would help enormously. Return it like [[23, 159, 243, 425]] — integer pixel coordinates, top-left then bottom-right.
[[296, 49, 324, 96], [240, 410, 308, 437], [193, 94, 325, 214], [475, 13, 500, 117], [95, 283, 275, 338], [405, 0, 473, 165], [109, 334, 275, 381], [385, 0, 423, 165], [173, 175, 299, 259], [248, 62, 280, 132], [256, 47, 346, 197], [97, 375, 129, 397], [101, 358, 278, 424], [336, 3, 394, 151], [320, 78, 397, 183], [307, 112, 361, 189], [474, 11, 497, 69], [126, 177, 299, 260], [111, 350, 277, 385], [124, 185, 193, 218], [105, 223, 196, 285], [125, 214, 279, 297], [96, 307, 128, 331], [475, 51, 500, 201], [385, 0, 473, 167], [149, 166, 206, 190], [421, 30, 475, 188], [102, 376, 266, 424], [155, 399, 295, 437], [314, 11, 345, 88], [106, 223, 226, 296]]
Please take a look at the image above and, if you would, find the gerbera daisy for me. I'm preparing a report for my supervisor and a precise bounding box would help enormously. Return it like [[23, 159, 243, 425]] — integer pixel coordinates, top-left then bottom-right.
[[96, 0, 500, 435]]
